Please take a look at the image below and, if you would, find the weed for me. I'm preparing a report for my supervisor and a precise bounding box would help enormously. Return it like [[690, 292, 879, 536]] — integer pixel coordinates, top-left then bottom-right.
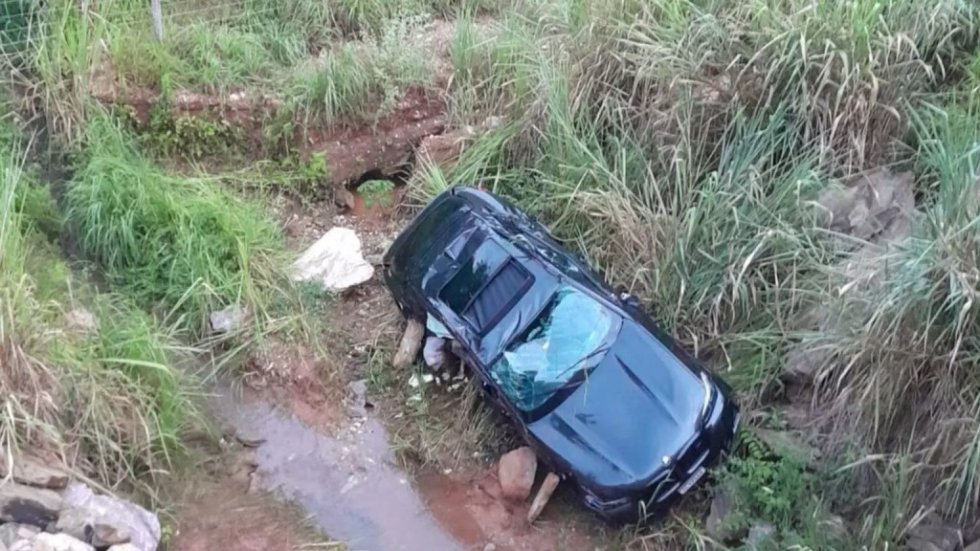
[[0, 121, 198, 490], [66, 115, 290, 334], [289, 15, 434, 124], [141, 107, 244, 160], [358, 179, 395, 209]]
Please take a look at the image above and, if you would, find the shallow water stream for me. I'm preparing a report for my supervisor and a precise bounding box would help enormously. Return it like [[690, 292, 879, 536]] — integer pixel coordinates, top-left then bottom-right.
[[209, 386, 465, 551]]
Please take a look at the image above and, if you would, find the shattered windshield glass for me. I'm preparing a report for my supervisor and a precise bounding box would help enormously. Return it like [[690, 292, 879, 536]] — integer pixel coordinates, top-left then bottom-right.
[[489, 285, 622, 412]]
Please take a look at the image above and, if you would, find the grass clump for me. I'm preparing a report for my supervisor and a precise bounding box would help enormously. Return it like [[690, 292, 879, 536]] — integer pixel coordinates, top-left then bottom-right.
[[0, 119, 197, 489], [288, 15, 434, 123], [66, 115, 290, 334]]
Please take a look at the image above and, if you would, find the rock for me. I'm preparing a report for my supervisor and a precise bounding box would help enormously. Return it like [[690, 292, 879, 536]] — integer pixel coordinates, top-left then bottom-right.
[[526, 471, 560, 523], [106, 545, 141, 551], [782, 346, 832, 383], [346, 379, 370, 417], [816, 168, 915, 242], [28, 533, 94, 551], [964, 538, 980, 551], [291, 228, 374, 292], [745, 522, 777, 549], [65, 308, 98, 333], [0, 456, 69, 490], [393, 318, 425, 370], [705, 486, 743, 543], [0, 481, 63, 526], [498, 447, 537, 502], [423, 337, 447, 369], [209, 304, 248, 334], [753, 428, 822, 467], [56, 483, 160, 551], [906, 522, 961, 551], [483, 544, 497, 551], [417, 131, 468, 172], [0, 524, 39, 548]]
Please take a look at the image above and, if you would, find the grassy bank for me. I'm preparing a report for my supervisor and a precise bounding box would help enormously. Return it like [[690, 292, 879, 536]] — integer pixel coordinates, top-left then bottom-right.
[[0, 115, 196, 491], [430, 0, 980, 546]]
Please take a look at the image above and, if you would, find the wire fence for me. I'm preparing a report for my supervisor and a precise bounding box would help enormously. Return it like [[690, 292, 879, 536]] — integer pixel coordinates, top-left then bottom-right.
[[0, 0, 279, 56]]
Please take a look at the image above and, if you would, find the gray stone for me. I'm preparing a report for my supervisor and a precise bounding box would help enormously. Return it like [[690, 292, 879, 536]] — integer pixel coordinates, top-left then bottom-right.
[[346, 379, 370, 417], [0, 456, 70, 489], [0, 524, 40, 548], [963, 538, 980, 551], [906, 523, 961, 551], [498, 447, 537, 502], [0, 481, 63, 526], [754, 428, 822, 467], [705, 485, 744, 543], [56, 483, 160, 551], [816, 169, 915, 242], [745, 522, 777, 549], [107, 545, 142, 551], [64, 309, 98, 333], [27, 533, 94, 551], [209, 304, 248, 334]]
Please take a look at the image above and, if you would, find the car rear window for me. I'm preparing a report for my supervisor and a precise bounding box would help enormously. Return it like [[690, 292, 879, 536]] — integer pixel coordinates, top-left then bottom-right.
[[440, 251, 533, 334]]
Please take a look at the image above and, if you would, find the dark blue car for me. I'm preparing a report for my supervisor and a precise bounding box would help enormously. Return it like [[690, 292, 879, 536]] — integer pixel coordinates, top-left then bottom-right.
[[383, 186, 739, 522]]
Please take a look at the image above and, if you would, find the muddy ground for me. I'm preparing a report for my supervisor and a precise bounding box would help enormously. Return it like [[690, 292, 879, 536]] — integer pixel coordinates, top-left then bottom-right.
[[161, 188, 611, 551]]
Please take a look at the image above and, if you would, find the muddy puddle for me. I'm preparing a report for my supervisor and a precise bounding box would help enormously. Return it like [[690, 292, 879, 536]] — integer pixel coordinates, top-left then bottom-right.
[[208, 384, 465, 551]]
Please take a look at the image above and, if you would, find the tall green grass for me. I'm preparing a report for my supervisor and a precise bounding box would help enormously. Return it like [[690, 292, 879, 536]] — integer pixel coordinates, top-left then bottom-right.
[[422, 0, 980, 542], [0, 118, 196, 489], [66, 115, 291, 334]]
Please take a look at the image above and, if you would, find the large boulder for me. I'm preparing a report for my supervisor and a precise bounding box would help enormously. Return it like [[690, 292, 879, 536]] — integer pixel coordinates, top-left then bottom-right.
[[498, 447, 538, 502], [0, 481, 63, 526], [55, 483, 160, 551], [291, 228, 374, 292]]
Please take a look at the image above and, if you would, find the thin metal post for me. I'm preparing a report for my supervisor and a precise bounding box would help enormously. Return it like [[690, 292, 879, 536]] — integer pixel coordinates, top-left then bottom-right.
[[149, 0, 164, 41]]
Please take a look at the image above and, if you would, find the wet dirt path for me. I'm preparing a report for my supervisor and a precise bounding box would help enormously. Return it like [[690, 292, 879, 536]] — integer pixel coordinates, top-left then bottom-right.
[[208, 384, 465, 551]]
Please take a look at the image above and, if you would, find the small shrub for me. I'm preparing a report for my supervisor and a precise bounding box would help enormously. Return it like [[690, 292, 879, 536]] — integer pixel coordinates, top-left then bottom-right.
[[141, 107, 244, 161], [359, 179, 395, 208]]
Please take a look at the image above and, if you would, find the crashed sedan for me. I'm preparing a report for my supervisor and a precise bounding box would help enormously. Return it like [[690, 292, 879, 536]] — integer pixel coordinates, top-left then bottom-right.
[[383, 186, 739, 523]]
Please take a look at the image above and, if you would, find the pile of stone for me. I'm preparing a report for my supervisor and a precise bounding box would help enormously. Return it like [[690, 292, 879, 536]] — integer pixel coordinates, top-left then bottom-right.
[[0, 456, 160, 551]]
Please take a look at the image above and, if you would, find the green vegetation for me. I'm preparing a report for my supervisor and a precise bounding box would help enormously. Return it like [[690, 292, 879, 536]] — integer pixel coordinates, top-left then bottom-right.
[[67, 115, 291, 334], [0, 118, 196, 490], [358, 179, 395, 208], [4, 0, 980, 548]]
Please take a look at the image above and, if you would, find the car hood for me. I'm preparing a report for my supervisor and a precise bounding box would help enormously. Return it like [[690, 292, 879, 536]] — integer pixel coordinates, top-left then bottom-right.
[[527, 321, 707, 491]]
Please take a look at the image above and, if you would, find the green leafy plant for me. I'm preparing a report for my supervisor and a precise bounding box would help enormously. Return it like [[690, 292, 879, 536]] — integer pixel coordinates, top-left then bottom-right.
[[358, 179, 395, 209], [142, 107, 244, 160]]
